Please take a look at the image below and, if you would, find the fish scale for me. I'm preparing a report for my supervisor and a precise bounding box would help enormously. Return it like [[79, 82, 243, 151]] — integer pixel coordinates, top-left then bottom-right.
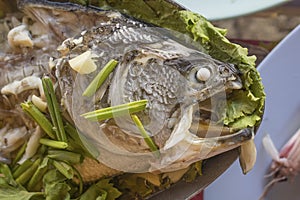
[[124, 56, 181, 112]]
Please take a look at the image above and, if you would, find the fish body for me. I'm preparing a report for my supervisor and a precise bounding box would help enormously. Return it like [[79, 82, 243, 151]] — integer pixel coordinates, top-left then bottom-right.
[[44, 1, 250, 173], [0, 0, 255, 179]]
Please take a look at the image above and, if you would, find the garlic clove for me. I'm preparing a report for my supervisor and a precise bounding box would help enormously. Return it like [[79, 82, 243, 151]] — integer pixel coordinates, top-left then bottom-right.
[[32, 95, 47, 112], [239, 138, 257, 174], [7, 25, 34, 49], [68, 50, 97, 74]]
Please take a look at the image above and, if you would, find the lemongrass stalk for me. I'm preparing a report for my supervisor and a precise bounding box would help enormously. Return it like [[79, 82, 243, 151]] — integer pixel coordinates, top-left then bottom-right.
[[27, 157, 49, 191], [27, 162, 48, 191], [42, 77, 67, 142], [47, 150, 82, 164], [131, 115, 160, 158], [12, 159, 34, 178], [82, 99, 148, 121], [12, 141, 27, 166], [40, 138, 68, 149], [83, 59, 118, 97], [15, 158, 41, 185], [21, 102, 55, 139]]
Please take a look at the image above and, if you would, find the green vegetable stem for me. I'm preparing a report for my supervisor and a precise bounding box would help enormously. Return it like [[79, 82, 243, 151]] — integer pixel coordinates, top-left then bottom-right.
[[42, 77, 68, 142], [81, 99, 148, 121], [21, 102, 55, 139], [83, 59, 118, 97]]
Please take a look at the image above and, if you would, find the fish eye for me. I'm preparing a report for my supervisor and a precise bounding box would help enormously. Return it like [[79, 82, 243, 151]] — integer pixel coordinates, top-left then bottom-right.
[[195, 67, 211, 82]]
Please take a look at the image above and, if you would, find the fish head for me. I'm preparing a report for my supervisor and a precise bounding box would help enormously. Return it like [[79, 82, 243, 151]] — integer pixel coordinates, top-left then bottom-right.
[[104, 38, 244, 146], [163, 54, 243, 105]]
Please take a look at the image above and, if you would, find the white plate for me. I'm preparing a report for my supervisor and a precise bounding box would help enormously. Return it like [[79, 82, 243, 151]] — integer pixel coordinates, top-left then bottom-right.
[[175, 0, 289, 20], [204, 25, 300, 200]]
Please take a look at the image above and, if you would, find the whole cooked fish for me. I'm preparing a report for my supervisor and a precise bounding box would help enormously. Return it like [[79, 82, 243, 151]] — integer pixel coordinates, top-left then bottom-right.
[[0, 0, 262, 194], [39, 1, 252, 173]]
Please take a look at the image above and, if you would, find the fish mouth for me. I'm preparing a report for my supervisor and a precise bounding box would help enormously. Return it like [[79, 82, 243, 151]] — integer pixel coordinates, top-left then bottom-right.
[[183, 77, 242, 108], [162, 65, 245, 151]]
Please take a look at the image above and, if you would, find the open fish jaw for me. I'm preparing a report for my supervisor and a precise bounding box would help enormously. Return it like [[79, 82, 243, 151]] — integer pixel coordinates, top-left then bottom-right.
[[53, 4, 250, 173], [152, 128, 254, 172]]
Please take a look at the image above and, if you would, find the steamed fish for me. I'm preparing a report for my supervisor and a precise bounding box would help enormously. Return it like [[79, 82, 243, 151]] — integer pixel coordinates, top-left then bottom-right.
[[53, 4, 251, 173], [0, 0, 265, 199]]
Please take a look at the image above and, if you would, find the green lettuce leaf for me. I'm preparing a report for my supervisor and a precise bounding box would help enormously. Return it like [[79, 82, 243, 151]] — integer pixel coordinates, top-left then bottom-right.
[[115, 174, 157, 199], [43, 170, 71, 200], [0, 163, 43, 200], [80, 178, 121, 200], [224, 90, 259, 124], [0, 183, 43, 200]]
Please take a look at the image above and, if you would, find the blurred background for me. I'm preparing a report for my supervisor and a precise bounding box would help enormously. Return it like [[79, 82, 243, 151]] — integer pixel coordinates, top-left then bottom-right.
[[214, 0, 300, 41], [213, 0, 300, 64]]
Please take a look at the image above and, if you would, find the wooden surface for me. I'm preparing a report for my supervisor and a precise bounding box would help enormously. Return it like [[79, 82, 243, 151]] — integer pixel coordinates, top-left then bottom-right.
[[214, 1, 300, 42]]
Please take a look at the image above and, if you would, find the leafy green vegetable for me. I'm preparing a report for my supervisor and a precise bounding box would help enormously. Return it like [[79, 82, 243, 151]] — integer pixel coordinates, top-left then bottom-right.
[[80, 179, 121, 200], [224, 91, 259, 125], [0, 163, 17, 187], [0, 184, 43, 200], [96, 0, 186, 32], [115, 173, 161, 199], [0, 163, 43, 200], [43, 170, 71, 200], [183, 161, 202, 182]]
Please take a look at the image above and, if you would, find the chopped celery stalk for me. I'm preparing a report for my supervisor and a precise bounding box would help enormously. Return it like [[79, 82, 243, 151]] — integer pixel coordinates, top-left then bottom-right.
[[82, 59, 118, 97], [131, 115, 160, 158]]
